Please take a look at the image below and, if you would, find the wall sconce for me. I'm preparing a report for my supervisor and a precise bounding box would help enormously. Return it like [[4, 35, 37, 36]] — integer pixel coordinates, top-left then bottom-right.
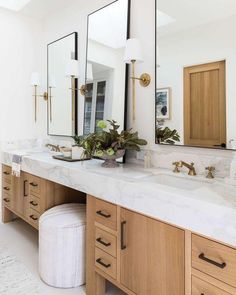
[[124, 38, 151, 121], [30, 72, 48, 122], [80, 63, 94, 96], [48, 75, 56, 122]]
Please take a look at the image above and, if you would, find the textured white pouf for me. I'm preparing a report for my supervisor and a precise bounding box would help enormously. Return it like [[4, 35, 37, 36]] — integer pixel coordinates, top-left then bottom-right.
[[39, 203, 86, 288]]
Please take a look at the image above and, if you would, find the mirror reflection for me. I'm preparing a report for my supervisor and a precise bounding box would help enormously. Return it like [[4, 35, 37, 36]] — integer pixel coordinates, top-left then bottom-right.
[[83, 0, 130, 134], [156, 0, 236, 150], [47, 32, 78, 136]]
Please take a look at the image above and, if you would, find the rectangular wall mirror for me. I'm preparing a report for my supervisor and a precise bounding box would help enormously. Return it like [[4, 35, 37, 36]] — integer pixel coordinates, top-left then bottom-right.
[[47, 32, 78, 137], [83, 0, 130, 135], [156, 0, 236, 150]]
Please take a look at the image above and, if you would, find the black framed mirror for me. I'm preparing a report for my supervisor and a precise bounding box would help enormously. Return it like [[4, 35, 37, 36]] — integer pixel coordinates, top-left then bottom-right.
[[47, 32, 78, 137], [83, 0, 130, 135], [155, 0, 236, 151]]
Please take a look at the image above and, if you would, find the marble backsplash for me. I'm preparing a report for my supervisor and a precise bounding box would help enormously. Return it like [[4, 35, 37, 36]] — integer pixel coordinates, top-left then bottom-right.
[[135, 144, 235, 179], [1, 138, 235, 179]]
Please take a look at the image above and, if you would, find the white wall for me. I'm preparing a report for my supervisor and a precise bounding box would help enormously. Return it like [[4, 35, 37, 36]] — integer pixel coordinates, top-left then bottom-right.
[[0, 8, 45, 142], [157, 15, 236, 146]]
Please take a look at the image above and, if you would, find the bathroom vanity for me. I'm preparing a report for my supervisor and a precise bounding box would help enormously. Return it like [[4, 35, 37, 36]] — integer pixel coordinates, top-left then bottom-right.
[[2, 149, 236, 295], [2, 164, 85, 229]]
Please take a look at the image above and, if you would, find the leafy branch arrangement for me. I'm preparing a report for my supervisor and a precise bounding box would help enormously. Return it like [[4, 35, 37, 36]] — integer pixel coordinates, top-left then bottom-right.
[[156, 127, 180, 145], [73, 120, 147, 158]]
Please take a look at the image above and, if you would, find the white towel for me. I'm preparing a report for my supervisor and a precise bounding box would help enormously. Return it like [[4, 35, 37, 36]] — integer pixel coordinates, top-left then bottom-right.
[[12, 155, 22, 177]]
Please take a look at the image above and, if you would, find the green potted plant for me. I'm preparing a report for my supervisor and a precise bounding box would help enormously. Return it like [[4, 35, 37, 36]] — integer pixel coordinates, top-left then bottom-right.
[[156, 127, 180, 144], [73, 120, 147, 167]]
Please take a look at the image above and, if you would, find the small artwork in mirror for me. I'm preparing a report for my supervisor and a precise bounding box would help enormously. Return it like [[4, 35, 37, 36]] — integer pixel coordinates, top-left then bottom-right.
[[156, 88, 170, 120]]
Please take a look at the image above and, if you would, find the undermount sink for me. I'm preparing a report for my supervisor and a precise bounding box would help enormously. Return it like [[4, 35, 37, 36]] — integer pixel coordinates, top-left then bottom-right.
[[142, 173, 211, 190]]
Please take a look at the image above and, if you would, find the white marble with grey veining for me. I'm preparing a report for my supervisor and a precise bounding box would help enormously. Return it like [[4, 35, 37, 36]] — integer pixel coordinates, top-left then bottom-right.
[[2, 149, 236, 247]]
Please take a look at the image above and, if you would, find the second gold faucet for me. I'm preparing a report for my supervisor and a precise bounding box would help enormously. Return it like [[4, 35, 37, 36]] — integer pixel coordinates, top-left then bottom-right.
[[172, 161, 197, 176]]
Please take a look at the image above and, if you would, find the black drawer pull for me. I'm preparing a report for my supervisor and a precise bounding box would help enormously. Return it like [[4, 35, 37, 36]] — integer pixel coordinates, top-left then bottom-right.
[[3, 187, 10, 191], [96, 210, 111, 218], [30, 201, 38, 207], [30, 182, 38, 187], [24, 180, 28, 197], [96, 238, 111, 247], [121, 221, 126, 250], [30, 215, 38, 221], [198, 253, 226, 269], [96, 258, 111, 269], [3, 198, 10, 203], [3, 171, 10, 175]]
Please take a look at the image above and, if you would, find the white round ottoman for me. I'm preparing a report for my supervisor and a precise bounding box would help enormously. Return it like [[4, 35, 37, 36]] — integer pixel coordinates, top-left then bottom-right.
[[39, 203, 86, 288]]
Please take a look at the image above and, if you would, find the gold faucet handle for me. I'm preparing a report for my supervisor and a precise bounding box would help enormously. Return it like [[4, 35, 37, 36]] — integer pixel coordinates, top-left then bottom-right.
[[172, 162, 180, 173], [205, 166, 215, 179]]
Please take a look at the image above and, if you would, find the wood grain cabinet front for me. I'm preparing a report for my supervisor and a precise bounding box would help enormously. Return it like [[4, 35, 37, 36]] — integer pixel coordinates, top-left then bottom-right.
[[120, 208, 185, 295], [95, 199, 117, 231], [2, 192, 11, 208], [2, 165, 12, 184], [28, 208, 40, 227], [95, 227, 117, 257], [2, 165, 85, 230], [192, 234, 236, 288], [87, 196, 185, 295], [29, 195, 41, 213], [28, 175, 41, 196], [95, 248, 117, 280], [192, 276, 231, 295]]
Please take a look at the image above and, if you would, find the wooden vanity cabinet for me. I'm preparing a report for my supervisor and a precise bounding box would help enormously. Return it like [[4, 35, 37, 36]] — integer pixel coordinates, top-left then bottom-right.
[[87, 195, 185, 295], [190, 234, 236, 295], [2, 165, 85, 229], [120, 208, 185, 295]]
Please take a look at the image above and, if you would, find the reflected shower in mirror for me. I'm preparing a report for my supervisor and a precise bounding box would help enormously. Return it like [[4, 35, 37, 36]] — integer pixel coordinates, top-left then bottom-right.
[[156, 0, 236, 150], [47, 32, 78, 136], [83, 0, 130, 135]]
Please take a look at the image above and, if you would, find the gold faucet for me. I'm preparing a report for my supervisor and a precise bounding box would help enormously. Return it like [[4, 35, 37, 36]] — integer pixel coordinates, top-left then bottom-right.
[[172, 161, 197, 176], [45, 144, 61, 152]]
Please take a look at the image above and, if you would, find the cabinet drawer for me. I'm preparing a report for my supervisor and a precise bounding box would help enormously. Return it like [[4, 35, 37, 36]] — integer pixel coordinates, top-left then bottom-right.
[[192, 276, 231, 295], [95, 248, 117, 280], [95, 227, 117, 257], [29, 195, 41, 213], [192, 234, 236, 288], [2, 181, 12, 195], [2, 192, 11, 208], [2, 165, 12, 184], [28, 208, 40, 227], [95, 199, 117, 230], [29, 175, 41, 195]]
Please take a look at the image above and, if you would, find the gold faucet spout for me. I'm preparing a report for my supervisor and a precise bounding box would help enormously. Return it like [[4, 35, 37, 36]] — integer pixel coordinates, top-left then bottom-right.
[[45, 144, 61, 152], [173, 161, 197, 176]]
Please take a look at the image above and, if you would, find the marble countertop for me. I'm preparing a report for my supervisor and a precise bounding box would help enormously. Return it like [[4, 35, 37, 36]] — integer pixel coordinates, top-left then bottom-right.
[[2, 149, 236, 247]]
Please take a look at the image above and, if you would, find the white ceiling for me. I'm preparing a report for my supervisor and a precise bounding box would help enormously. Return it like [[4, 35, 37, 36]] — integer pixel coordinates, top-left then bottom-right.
[[19, 0, 74, 19], [88, 0, 128, 49], [158, 0, 236, 37], [0, 0, 31, 11]]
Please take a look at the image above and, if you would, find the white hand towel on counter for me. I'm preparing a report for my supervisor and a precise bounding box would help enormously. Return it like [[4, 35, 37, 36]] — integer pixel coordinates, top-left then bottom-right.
[[11, 152, 28, 177]]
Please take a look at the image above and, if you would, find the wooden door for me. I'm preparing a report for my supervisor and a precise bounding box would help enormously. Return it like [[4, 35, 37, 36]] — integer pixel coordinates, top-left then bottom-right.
[[120, 209, 185, 295], [184, 61, 226, 148]]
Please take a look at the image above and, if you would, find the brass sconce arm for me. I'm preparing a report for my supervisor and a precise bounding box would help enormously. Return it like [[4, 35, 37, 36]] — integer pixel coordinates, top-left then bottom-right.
[[32, 85, 48, 122], [130, 73, 151, 87], [130, 60, 151, 122]]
